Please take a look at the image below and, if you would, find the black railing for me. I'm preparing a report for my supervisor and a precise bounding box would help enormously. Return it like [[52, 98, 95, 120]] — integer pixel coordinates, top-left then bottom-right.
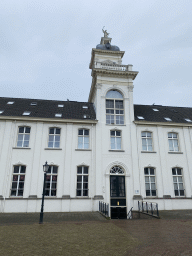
[[99, 201, 109, 217], [138, 201, 159, 218], [127, 207, 133, 219]]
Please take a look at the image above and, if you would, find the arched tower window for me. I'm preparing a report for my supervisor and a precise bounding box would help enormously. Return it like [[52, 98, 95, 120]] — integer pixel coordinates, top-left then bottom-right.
[[106, 90, 124, 125]]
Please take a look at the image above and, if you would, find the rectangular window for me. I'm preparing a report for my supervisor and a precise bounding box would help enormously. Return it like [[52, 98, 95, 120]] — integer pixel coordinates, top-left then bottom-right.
[[144, 168, 156, 196], [168, 133, 179, 151], [11, 165, 26, 196], [17, 127, 30, 147], [45, 166, 58, 196], [106, 99, 124, 125], [111, 130, 121, 150], [142, 132, 153, 151], [172, 168, 184, 196], [78, 129, 89, 149], [76, 166, 88, 196], [48, 128, 60, 148]]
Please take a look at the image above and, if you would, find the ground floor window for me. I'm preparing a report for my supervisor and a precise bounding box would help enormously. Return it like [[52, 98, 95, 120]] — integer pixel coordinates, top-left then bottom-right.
[[144, 167, 156, 196], [172, 168, 184, 196], [76, 166, 88, 196], [45, 166, 58, 196], [11, 165, 26, 196]]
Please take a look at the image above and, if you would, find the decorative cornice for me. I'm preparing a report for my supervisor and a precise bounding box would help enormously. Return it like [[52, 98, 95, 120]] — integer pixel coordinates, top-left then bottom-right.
[[0, 116, 98, 124], [134, 121, 192, 127], [92, 69, 138, 80]]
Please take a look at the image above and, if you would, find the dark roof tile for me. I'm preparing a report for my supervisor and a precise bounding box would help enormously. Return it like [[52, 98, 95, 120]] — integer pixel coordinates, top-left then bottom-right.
[[0, 97, 96, 120], [134, 104, 192, 123]]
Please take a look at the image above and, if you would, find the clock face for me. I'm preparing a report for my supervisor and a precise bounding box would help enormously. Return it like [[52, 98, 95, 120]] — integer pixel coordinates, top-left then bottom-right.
[[105, 43, 111, 49]]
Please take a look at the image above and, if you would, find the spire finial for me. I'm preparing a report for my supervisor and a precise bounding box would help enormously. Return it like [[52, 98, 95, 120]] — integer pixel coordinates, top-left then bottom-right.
[[102, 26, 110, 38]]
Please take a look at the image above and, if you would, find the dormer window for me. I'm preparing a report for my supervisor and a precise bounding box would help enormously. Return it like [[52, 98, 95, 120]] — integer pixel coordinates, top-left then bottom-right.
[[106, 90, 124, 125], [185, 118, 192, 122], [137, 116, 144, 120], [30, 102, 37, 106], [58, 104, 64, 108], [7, 101, 14, 105], [164, 117, 172, 121], [55, 114, 62, 117], [82, 106, 88, 109], [153, 109, 159, 112], [0, 110, 4, 114], [22, 111, 31, 116]]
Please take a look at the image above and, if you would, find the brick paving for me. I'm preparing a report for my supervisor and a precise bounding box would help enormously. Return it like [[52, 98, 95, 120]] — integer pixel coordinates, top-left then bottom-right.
[[1, 211, 192, 255], [113, 218, 192, 255], [0, 212, 106, 225]]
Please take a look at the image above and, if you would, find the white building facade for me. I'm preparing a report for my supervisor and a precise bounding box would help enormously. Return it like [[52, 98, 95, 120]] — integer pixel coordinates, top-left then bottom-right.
[[0, 33, 192, 217]]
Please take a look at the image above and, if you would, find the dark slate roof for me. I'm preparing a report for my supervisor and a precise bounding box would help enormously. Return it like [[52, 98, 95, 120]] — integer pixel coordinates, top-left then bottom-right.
[[0, 97, 96, 120], [134, 104, 192, 124], [96, 43, 120, 51]]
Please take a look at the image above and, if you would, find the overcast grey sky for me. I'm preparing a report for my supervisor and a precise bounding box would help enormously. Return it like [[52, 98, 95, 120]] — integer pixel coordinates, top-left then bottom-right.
[[0, 0, 192, 107]]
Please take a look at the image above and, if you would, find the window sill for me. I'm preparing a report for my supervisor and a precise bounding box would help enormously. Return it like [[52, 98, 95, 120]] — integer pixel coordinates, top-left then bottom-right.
[[168, 151, 183, 154], [71, 197, 91, 200], [9, 196, 23, 199], [106, 124, 126, 126], [109, 149, 125, 152], [144, 196, 158, 199], [141, 151, 156, 153], [13, 147, 31, 149], [75, 149, 92, 151], [44, 148, 62, 150]]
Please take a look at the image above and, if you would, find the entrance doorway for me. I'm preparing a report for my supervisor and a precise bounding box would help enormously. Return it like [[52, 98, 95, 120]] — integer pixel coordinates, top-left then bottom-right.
[[110, 175, 127, 219]]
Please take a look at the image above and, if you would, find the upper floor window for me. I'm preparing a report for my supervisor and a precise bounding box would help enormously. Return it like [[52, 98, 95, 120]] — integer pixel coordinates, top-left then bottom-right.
[[17, 127, 30, 147], [106, 90, 124, 125], [45, 166, 58, 196], [76, 166, 88, 197], [168, 132, 179, 152], [110, 130, 121, 150], [48, 128, 60, 148], [172, 168, 184, 196], [10, 165, 26, 196], [78, 129, 89, 149], [142, 132, 153, 151], [144, 168, 156, 196]]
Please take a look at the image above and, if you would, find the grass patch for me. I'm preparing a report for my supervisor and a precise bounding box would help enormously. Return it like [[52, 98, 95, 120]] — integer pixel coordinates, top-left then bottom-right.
[[0, 222, 137, 256]]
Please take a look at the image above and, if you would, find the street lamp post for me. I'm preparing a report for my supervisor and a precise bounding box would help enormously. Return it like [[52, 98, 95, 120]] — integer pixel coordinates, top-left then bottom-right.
[[39, 161, 49, 224]]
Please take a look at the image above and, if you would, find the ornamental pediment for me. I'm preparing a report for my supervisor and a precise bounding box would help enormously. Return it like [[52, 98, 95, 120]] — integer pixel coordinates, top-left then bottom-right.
[[101, 60, 115, 64]]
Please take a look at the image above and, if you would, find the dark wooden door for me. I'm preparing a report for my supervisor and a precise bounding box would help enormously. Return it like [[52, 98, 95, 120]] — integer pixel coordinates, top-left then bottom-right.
[[110, 176, 127, 219]]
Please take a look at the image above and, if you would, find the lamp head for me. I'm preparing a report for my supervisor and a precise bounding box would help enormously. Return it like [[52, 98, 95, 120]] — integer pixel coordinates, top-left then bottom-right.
[[43, 161, 49, 173]]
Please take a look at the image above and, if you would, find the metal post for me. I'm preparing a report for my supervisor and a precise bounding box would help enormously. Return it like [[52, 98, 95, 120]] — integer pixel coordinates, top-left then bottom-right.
[[146, 202, 148, 213], [151, 203, 153, 215], [156, 203, 159, 217], [39, 172, 47, 224]]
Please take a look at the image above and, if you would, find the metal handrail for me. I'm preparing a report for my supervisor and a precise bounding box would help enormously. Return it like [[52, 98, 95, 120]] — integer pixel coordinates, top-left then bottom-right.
[[99, 201, 109, 217], [138, 201, 159, 217], [127, 207, 133, 219]]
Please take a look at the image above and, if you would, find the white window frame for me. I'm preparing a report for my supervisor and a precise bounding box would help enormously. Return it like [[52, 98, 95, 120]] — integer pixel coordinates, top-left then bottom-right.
[[78, 129, 89, 149], [10, 165, 26, 197], [17, 127, 31, 147], [48, 128, 61, 148], [45, 166, 58, 197], [144, 167, 157, 197], [76, 166, 89, 197], [110, 130, 121, 150], [141, 131, 153, 151], [106, 90, 124, 125], [168, 132, 179, 152], [172, 168, 185, 197]]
